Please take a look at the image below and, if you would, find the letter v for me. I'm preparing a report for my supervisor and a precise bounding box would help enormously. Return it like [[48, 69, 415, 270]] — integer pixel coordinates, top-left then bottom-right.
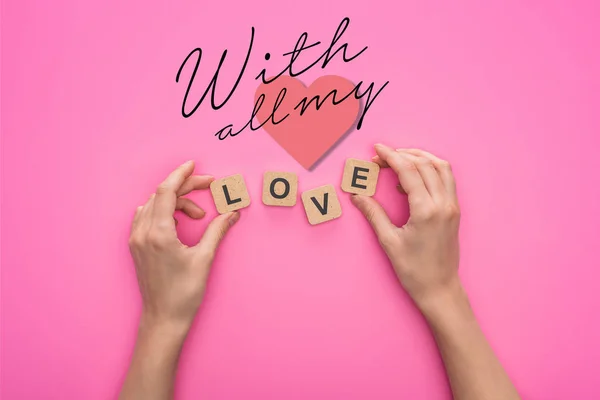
[[310, 193, 329, 215]]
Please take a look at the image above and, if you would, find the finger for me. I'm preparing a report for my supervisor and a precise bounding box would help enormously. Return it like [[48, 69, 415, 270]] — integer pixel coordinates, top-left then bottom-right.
[[194, 211, 240, 256], [397, 151, 445, 200], [176, 197, 206, 219], [374, 144, 429, 203], [351, 195, 396, 241], [177, 175, 215, 196], [138, 194, 155, 231], [398, 149, 457, 200], [371, 155, 388, 168], [374, 150, 453, 199], [372, 156, 406, 193], [131, 206, 144, 232], [153, 160, 195, 227]]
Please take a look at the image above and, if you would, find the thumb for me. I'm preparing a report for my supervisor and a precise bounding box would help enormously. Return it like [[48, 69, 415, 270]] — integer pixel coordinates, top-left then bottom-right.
[[350, 195, 396, 240], [194, 211, 240, 256]]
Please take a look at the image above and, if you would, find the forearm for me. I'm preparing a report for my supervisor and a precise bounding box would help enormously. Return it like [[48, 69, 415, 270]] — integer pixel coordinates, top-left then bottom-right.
[[418, 282, 520, 400], [120, 316, 190, 400]]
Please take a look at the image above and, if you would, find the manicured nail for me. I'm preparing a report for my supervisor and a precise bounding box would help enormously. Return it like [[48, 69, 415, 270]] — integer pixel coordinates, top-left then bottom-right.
[[228, 211, 240, 226]]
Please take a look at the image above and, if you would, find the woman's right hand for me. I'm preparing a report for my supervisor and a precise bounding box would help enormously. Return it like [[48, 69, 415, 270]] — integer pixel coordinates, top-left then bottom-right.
[[351, 144, 463, 313]]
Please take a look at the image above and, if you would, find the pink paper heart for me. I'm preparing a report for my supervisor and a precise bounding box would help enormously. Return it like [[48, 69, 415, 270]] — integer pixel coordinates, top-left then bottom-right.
[[255, 75, 360, 169]]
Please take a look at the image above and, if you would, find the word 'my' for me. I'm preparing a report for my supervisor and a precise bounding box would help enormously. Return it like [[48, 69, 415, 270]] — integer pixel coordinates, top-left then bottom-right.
[[209, 158, 380, 225], [176, 18, 389, 140]]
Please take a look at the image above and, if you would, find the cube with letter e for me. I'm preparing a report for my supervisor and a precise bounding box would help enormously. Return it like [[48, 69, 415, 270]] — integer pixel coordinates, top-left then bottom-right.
[[341, 158, 380, 196]]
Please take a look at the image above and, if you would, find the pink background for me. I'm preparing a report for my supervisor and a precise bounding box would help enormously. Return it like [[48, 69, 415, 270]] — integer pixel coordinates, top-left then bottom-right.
[[2, 1, 600, 399]]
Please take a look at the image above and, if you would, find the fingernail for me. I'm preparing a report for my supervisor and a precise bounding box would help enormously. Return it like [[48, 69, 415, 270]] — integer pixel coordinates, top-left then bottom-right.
[[374, 144, 389, 154], [182, 160, 193, 166], [371, 155, 378, 160], [350, 194, 360, 204], [228, 211, 240, 226]]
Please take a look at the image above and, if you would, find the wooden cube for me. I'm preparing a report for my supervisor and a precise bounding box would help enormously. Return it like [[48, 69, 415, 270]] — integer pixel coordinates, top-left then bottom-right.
[[341, 158, 380, 196], [301, 184, 342, 225], [262, 171, 298, 207], [210, 174, 251, 214]]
